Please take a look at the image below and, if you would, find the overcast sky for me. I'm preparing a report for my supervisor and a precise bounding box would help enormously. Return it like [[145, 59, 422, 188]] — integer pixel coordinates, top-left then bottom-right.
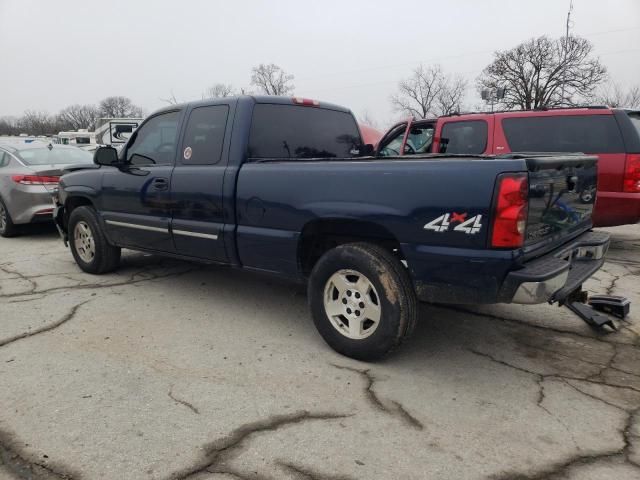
[[1, 0, 638, 127]]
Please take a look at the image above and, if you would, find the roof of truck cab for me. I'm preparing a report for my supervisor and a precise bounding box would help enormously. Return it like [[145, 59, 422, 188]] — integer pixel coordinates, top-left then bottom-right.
[[151, 95, 351, 116]]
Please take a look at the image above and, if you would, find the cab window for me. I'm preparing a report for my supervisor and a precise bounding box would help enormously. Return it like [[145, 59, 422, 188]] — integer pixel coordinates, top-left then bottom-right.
[[439, 120, 487, 154], [126, 111, 180, 166], [248, 104, 362, 159]]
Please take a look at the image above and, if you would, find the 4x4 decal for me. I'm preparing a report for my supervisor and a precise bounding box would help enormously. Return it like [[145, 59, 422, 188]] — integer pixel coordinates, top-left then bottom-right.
[[424, 212, 483, 234]]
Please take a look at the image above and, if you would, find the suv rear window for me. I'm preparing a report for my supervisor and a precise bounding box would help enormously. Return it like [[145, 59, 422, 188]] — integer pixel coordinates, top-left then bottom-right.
[[439, 120, 487, 154], [502, 115, 624, 153], [248, 104, 362, 159]]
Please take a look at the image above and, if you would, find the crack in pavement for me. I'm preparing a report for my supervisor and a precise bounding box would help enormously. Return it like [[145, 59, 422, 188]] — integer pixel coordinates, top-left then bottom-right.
[[276, 460, 357, 480], [331, 364, 424, 431], [0, 264, 38, 296], [489, 407, 640, 479], [0, 427, 80, 480], [0, 301, 89, 348], [0, 266, 200, 301], [166, 410, 350, 480], [469, 349, 640, 477], [168, 386, 200, 415]]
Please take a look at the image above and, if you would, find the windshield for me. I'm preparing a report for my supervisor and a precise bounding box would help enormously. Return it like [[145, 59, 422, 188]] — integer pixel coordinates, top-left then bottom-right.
[[17, 147, 93, 165]]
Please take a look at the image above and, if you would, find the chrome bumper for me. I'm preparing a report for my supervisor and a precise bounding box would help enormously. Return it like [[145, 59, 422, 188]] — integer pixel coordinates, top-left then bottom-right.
[[502, 231, 610, 305]]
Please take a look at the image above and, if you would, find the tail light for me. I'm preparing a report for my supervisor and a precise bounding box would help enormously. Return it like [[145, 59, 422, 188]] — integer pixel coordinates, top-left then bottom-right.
[[623, 154, 640, 193], [292, 97, 320, 106], [491, 173, 529, 248], [11, 175, 60, 186]]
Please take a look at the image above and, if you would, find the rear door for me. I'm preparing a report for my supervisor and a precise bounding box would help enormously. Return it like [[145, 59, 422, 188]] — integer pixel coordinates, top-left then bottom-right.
[[169, 103, 232, 261], [100, 110, 181, 252], [434, 117, 493, 154]]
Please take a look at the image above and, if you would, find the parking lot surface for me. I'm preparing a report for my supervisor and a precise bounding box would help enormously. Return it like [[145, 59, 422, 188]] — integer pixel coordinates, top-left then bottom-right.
[[0, 225, 639, 480]]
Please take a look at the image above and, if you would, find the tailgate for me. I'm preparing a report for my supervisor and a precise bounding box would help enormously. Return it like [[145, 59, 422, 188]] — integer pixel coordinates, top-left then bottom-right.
[[524, 154, 598, 254]]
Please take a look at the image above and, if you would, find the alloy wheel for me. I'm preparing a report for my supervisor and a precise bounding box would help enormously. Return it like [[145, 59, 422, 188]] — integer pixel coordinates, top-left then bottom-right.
[[323, 269, 382, 340], [74, 221, 96, 263]]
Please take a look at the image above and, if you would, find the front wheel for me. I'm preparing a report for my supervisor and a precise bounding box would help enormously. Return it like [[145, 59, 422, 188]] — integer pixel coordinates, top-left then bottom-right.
[[68, 206, 121, 274], [308, 243, 417, 361]]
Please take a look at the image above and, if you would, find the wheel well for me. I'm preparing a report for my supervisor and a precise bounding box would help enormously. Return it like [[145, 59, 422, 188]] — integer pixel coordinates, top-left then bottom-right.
[[64, 197, 93, 224], [298, 219, 402, 276]]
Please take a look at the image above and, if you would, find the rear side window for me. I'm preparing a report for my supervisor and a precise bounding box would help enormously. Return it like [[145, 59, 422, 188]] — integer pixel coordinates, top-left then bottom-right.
[[439, 120, 487, 154], [248, 104, 362, 159], [0, 152, 7, 167], [181, 105, 229, 165], [502, 115, 624, 153], [628, 112, 640, 139]]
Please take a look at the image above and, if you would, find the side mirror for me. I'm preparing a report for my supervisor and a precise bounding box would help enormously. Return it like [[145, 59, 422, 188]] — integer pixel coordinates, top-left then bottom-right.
[[359, 144, 375, 157], [93, 146, 119, 166]]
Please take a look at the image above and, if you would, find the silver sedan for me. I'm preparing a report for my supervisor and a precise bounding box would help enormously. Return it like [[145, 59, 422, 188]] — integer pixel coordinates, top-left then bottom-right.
[[0, 141, 93, 237]]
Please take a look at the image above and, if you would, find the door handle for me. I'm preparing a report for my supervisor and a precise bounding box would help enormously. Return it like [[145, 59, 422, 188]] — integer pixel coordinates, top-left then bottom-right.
[[152, 177, 168, 191]]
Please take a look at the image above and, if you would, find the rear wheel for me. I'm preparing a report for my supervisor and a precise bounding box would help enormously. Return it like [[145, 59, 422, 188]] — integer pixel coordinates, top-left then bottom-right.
[[308, 243, 417, 361], [0, 198, 19, 238], [68, 206, 120, 274]]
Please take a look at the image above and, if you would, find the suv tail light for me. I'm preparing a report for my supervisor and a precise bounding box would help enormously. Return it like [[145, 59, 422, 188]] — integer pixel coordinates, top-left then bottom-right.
[[491, 173, 528, 248], [11, 175, 60, 185], [623, 154, 640, 193]]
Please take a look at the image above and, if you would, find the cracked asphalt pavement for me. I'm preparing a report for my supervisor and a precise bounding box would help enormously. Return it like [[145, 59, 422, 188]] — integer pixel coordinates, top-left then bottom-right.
[[0, 225, 639, 480]]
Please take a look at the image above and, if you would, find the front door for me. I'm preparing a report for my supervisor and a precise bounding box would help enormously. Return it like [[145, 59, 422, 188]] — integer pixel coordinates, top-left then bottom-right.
[[170, 104, 230, 261], [100, 110, 181, 252]]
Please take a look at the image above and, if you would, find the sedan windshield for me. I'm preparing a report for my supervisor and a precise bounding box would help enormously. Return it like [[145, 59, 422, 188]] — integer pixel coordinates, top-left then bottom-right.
[[17, 147, 93, 165]]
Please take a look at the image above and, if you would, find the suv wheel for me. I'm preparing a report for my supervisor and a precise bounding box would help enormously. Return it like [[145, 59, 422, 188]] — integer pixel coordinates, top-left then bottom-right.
[[69, 206, 121, 274], [0, 198, 19, 238], [308, 243, 417, 361]]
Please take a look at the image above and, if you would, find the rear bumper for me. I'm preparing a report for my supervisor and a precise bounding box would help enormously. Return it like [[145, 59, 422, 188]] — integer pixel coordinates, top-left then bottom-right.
[[593, 191, 640, 227], [404, 230, 609, 305], [5, 185, 56, 224], [498, 231, 609, 304]]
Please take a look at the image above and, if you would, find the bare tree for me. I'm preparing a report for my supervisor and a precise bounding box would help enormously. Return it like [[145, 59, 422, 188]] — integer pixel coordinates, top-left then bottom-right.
[[596, 82, 640, 108], [436, 76, 467, 116], [0, 116, 19, 136], [18, 111, 58, 135], [250, 64, 294, 96], [160, 90, 180, 105], [57, 104, 100, 130], [478, 35, 607, 110], [391, 65, 467, 118], [99, 96, 144, 118], [203, 83, 236, 99]]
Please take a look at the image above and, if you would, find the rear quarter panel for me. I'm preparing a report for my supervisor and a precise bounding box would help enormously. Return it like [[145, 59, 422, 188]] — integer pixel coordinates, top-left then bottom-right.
[[235, 158, 526, 278]]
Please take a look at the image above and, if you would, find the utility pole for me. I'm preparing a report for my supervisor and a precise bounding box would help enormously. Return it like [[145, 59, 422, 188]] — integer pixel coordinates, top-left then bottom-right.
[[560, 0, 574, 105]]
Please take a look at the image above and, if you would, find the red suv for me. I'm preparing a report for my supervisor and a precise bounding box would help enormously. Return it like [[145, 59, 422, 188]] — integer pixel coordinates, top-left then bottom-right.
[[376, 107, 640, 227]]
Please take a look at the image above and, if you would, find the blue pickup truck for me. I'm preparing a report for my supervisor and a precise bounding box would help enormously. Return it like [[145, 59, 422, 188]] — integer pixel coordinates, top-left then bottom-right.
[[54, 96, 609, 360]]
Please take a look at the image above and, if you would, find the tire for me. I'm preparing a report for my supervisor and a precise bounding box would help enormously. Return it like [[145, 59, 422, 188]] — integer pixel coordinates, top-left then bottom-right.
[[68, 206, 121, 274], [0, 197, 19, 238], [308, 242, 417, 361]]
